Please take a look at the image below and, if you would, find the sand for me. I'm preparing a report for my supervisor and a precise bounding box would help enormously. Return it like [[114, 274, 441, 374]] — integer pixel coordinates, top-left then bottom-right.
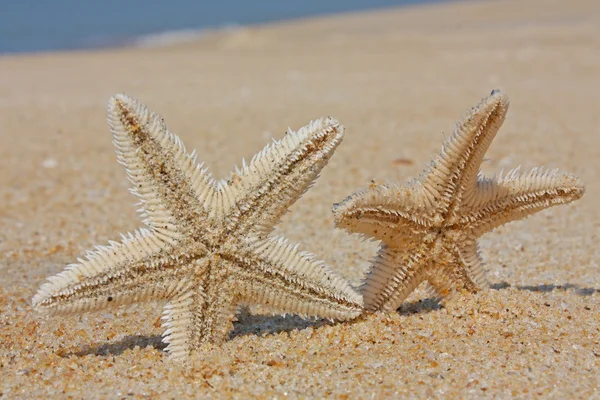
[[1, 0, 599, 397]]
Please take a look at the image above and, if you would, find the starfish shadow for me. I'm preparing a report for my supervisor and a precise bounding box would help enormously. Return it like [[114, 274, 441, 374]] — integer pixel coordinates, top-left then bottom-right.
[[231, 314, 329, 339], [63, 335, 165, 358], [491, 282, 599, 296], [396, 297, 443, 315], [61, 315, 330, 358]]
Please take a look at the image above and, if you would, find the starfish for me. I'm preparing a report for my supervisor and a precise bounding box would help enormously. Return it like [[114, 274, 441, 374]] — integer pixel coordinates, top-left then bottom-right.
[[332, 90, 585, 312], [33, 94, 363, 360]]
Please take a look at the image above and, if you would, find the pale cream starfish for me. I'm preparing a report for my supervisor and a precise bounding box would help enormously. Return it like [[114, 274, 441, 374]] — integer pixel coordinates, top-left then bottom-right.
[[332, 90, 585, 312], [33, 94, 363, 360]]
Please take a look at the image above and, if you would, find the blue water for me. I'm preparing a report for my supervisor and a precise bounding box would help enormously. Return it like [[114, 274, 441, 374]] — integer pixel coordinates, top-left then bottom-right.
[[0, 0, 443, 54]]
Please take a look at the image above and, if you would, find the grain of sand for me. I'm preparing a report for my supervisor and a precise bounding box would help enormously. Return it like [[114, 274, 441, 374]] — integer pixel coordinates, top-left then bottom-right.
[[1, 0, 599, 398]]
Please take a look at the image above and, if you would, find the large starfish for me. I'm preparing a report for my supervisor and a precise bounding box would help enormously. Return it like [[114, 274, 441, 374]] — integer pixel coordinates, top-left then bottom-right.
[[332, 90, 584, 312], [33, 94, 363, 360]]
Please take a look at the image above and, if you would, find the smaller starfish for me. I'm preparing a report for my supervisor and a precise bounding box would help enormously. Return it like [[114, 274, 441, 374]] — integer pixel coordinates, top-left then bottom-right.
[[333, 90, 585, 312], [33, 94, 363, 360]]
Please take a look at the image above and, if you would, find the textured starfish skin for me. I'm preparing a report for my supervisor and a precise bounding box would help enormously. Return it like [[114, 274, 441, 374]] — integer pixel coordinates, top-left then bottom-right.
[[33, 95, 363, 360], [333, 90, 585, 312]]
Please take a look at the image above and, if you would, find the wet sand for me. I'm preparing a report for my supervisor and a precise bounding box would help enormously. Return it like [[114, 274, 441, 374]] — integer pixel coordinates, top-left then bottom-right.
[[1, 0, 598, 397]]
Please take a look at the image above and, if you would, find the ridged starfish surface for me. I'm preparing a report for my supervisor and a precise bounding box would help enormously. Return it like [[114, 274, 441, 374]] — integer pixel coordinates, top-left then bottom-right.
[[333, 90, 584, 312], [33, 95, 363, 360]]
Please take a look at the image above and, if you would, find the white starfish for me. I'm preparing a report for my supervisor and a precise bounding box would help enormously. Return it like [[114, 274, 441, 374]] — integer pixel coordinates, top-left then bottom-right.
[[333, 90, 585, 312], [33, 94, 363, 360]]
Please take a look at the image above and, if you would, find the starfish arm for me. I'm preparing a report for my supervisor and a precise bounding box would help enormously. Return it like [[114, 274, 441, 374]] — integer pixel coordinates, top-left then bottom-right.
[[161, 267, 238, 360], [462, 168, 585, 236], [332, 182, 433, 244], [426, 258, 480, 301], [421, 90, 509, 216], [362, 244, 430, 312], [228, 236, 363, 320], [420, 282, 442, 303], [161, 290, 198, 360], [107, 94, 217, 233], [32, 230, 199, 315], [425, 266, 476, 302], [455, 238, 489, 288], [218, 118, 344, 236]]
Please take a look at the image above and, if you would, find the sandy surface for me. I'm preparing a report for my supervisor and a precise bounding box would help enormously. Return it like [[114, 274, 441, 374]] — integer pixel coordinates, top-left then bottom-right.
[[1, 0, 599, 397]]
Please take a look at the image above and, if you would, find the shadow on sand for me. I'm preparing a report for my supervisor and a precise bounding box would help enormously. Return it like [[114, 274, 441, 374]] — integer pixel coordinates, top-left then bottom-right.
[[66, 334, 165, 358], [491, 282, 599, 296], [393, 281, 599, 316], [396, 297, 442, 315], [230, 313, 328, 340], [64, 313, 329, 358]]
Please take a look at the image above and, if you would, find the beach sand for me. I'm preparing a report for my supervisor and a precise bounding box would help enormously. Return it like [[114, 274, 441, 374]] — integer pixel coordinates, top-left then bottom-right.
[[1, 0, 599, 397]]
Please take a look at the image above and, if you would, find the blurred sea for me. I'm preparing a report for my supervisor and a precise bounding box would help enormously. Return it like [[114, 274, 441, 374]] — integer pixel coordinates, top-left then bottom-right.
[[0, 0, 444, 54]]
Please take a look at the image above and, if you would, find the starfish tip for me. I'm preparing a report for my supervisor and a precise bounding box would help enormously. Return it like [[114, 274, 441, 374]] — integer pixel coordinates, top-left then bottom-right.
[[484, 89, 509, 110]]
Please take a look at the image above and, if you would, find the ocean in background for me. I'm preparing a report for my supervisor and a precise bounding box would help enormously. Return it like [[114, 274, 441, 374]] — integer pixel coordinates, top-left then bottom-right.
[[0, 0, 444, 54]]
